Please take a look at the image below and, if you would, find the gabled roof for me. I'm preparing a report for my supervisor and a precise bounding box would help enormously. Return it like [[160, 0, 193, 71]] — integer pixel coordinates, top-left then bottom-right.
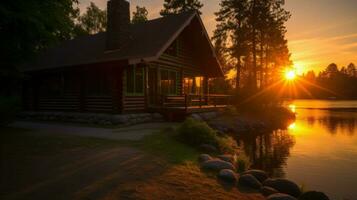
[[23, 11, 223, 77]]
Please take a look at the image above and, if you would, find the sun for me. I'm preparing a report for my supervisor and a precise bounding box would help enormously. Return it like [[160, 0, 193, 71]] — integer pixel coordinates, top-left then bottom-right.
[[285, 70, 296, 80]]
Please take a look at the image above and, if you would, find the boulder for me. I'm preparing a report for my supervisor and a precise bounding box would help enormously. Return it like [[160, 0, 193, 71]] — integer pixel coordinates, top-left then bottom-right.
[[263, 178, 301, 198], [199, 144, 218, 153], [242, 169, 268, 182], [218, 169, 238, 183], [267, 193, 297, 200], [201, 159, 235, 171], [191, 114, 203, 121], [298, 191, 330, 200], [261, 186, 279, 196], [198, 154, 213, 163], [238, 174, 262, 189], [218, 154, 236, 164]]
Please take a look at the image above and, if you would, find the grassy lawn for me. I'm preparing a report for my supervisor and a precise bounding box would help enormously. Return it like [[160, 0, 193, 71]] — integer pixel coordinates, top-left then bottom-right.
[[139, 127, 199, 164]]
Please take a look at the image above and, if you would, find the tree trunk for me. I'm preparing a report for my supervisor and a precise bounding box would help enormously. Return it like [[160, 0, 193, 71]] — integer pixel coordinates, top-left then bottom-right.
[[236, 57, 241, 91]]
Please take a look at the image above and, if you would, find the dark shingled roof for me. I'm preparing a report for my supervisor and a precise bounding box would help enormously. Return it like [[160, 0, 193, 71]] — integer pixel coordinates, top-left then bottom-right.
[[23, 11, 223, 77]]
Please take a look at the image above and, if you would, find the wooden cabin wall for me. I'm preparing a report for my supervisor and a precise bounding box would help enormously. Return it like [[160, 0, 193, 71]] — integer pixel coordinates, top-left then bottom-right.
[[24, 65, 125, 113], [153, 33, 202, 95]]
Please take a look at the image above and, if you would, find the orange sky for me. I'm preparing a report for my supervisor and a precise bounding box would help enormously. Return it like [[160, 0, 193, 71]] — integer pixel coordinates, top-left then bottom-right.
[[79, 0, 357, 74]]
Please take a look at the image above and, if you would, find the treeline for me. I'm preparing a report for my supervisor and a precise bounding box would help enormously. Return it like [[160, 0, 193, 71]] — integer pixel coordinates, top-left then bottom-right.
[[298, 63, 357, 99], [0, 0, 148, 95], [212, 0, 291, 92]]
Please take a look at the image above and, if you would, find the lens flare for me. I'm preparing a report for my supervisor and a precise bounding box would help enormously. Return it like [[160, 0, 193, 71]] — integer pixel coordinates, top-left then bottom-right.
[[285, 70, 296, 80]]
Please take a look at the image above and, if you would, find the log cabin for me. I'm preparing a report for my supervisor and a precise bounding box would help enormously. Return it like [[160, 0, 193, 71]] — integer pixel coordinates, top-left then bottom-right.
[[21, 0, 229, 114]]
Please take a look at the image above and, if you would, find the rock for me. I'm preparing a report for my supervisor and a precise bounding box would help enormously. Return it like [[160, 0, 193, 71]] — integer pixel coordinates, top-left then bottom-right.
[[238, 174, 262, 189], [218, 154, 236, 164], [242, 169, 268, 182], [263, 178, 301, 198], [218, 169, 238, 183], [201, 159, 236, 171], [267, 193, 297, 200], [261, 186, 279, 196], [191, 114, 203, 121], [298, 191, 330, 200], [199, 144, 218, 153], [198, 154, 213, 163]]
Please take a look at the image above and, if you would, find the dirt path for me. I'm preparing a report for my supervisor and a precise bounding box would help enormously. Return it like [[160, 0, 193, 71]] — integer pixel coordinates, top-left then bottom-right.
[[10, 121, 178, 141]]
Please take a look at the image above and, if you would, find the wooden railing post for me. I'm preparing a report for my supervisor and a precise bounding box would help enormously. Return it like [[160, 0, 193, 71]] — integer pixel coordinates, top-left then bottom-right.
[[199, 95, 202, 108], [161, 94, 165, 108], [185, 94, 188, 112]]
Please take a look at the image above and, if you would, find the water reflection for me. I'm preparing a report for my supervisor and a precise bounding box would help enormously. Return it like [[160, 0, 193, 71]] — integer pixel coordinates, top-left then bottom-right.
[[236, 101, 357, 199], [300, 110, 357, 135], [236, 130, 295, 177]]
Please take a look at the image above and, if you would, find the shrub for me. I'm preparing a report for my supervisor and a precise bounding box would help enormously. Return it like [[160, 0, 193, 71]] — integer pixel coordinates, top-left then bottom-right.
[[217, 135, 238, 154], [0, 96, 20, 126], [236, 153, 251, 173], [176, 118, 219, 147]]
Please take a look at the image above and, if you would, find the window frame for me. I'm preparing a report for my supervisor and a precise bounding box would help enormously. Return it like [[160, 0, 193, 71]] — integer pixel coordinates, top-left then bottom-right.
[[125, 65, 145, 96], [160, 68, 178, 96]]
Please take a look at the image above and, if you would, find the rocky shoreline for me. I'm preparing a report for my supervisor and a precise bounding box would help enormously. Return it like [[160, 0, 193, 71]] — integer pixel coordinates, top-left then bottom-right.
[[197, 152, 330, 200]]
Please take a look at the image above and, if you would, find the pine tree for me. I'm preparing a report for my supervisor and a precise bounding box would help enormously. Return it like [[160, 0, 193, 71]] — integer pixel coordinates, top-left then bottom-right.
[[132, 6, 148, 24], [160, 0, 203, 16], [213, 0, 291, 91]]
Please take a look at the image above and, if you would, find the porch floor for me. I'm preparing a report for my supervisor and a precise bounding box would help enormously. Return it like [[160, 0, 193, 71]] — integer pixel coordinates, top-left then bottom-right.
[[149, 105, 228, 114]]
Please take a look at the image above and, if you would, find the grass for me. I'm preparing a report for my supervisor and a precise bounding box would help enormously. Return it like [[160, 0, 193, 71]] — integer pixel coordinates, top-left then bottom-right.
[[139, 127, 199, 164]]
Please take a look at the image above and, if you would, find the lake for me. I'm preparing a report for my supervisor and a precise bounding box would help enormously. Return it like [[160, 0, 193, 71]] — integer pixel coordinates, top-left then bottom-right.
[[236, 100, 357, 200]]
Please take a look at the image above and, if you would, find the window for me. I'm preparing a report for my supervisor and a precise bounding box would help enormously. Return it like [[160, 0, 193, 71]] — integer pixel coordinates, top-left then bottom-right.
[[160, 69, 177, 95], [126, 65, 144, 95], [183, 76, 203, 95]]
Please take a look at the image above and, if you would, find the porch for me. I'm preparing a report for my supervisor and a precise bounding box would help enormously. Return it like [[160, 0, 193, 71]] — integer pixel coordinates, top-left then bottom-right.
[[148, 94, 232, 114]]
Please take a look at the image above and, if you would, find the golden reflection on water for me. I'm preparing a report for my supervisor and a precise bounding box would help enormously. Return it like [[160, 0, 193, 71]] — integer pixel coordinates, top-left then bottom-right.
[[238, 100, 357, 199], [288, 104, 296, 113], [288, 122, 296, 130]]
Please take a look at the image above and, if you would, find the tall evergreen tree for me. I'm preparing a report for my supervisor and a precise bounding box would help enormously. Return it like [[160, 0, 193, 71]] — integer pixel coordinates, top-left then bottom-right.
[[160, 0, 203, 16], [132, 6, 148, 24], [213, 0, 291, 91], [213, 0, 250, 90], [75, 2, 107, 36]]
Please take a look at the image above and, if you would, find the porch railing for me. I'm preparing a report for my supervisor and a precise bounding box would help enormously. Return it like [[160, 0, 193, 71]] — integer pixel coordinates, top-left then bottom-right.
[[150, 94, 232, 111]]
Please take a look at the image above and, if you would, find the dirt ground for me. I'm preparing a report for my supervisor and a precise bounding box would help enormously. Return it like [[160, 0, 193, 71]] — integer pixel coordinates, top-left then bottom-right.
[[1, 126, 265, 200]]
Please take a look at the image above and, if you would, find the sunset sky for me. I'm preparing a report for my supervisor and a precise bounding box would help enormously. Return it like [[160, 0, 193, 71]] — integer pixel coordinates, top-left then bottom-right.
[[79, 0, 357, 74]]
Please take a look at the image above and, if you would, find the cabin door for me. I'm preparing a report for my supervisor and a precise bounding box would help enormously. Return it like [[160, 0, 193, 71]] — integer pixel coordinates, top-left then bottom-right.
[[148, 68, 158, 105]]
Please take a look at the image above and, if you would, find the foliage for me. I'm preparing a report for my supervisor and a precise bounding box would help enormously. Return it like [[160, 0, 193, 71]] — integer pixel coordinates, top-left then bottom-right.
[[298, 63, 357, 99], [236, 153, 251, 172], [75, 2, 107, 36], [132, 6, 148, 24], [217, 135, 238, 154], [0, 0, 80, 67], [160, 0, 203, 16], [212, 0, 291, 91], [0, 96, 20, 126], [0, 0, 80, 94], [176, 118, 219, 147]]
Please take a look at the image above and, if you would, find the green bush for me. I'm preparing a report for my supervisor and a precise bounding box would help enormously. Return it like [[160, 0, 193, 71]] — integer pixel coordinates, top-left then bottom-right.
[[0, 96, 20, 126], [217, 135, 238, 154], [176, 118, 219, 147]]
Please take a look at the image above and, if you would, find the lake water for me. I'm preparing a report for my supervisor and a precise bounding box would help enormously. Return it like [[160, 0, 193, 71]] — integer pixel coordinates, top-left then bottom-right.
[[236, 100, 357, 200]]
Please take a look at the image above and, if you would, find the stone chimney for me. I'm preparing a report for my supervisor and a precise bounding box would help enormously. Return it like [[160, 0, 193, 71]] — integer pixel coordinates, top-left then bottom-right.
[[106, 0, 130, 51]]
